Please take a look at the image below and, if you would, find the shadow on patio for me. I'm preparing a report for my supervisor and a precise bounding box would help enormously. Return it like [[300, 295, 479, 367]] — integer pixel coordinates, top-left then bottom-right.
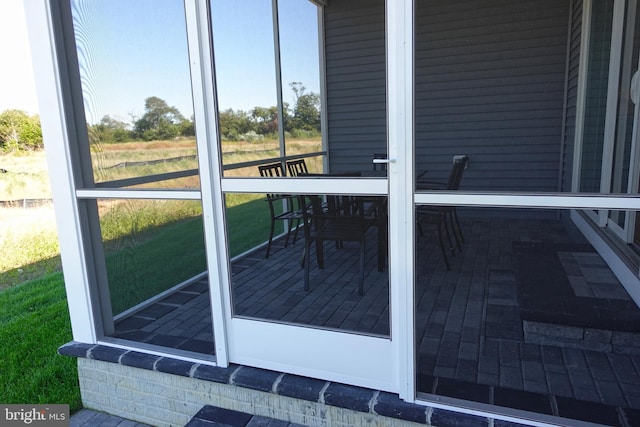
[[113, 211, 640, 421]]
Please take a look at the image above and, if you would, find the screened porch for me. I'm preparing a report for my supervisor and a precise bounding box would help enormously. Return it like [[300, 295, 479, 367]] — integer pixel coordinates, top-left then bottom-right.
[[107, 209, 640, 422], [39, 0, 640, 424]]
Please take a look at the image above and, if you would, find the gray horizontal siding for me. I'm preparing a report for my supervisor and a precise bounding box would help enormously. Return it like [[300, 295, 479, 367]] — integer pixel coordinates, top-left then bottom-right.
[[324, 0, 387, 172], [323, 0, 572, 188], [416, 0, 571, 191]]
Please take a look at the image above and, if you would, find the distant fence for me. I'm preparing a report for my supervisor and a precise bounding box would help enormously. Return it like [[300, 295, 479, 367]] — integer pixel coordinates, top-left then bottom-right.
[[105, 155, 198, 169], [97, 151, 284, 170], [0, 198, 53, 209]]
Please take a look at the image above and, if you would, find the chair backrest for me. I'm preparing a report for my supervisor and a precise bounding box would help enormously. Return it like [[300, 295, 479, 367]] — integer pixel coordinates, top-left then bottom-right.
[[325, 194, 362, 217], [300, 194, 365, 228], [446, 155, 469, 190], [287, 159, 308, 177], [258, 162, 285, 178], [258, 163, 287, 202]]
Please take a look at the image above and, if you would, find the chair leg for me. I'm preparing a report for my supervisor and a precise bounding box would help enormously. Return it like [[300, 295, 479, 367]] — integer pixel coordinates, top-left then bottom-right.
[[436, 222, 451, 270], [265, 219, 276, 258], [291, 219, 301, 244], [445, 211, 461, 251], [283, 219, 294, 248], [452, 209, 464, 243], [442, 214, 455, 256]]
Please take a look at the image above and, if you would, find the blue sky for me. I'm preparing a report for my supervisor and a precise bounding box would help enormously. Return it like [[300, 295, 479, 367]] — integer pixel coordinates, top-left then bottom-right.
[[212, 0, 321, 113], [71, 0, 321, 124]]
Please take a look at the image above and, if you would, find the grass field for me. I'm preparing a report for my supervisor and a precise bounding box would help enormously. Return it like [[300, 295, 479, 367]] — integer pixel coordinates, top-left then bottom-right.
[[0, 137, 320, 410], [0, 207, 60, 289], [0, 272, 80, 410], [0, 150, 51, 200], [0, 136, 322, 286], [88, 137, 322, 181], [0, 151, 77, 410]]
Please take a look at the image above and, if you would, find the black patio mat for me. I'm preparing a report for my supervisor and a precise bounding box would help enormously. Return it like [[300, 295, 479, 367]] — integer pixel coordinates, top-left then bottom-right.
[[513, 241, 640, 333]]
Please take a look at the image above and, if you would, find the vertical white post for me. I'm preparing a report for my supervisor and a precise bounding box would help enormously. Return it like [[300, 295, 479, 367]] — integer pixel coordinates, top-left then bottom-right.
[[183, 0, 230, 366], [24, 0, 97, 343], [387, 0, 415, 401]]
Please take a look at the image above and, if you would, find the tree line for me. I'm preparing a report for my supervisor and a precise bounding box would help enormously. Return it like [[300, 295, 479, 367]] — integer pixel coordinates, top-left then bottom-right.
[[0, 82, 321, 152], [219, 82, 321, 141], [92, 96, 195, 144], [0, 110, 42, 152], [93, 83, 320, 145]]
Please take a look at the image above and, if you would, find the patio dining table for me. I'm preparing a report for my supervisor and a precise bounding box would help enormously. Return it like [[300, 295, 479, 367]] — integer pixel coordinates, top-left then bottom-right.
[[297, 171, 388, 275]]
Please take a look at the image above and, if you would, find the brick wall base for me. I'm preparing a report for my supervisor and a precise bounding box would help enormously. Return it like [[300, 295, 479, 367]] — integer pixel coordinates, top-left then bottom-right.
[[78, 358, 425, 427]]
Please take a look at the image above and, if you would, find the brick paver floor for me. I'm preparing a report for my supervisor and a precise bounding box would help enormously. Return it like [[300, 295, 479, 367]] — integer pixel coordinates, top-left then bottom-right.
[[109, 215, 640, 414]]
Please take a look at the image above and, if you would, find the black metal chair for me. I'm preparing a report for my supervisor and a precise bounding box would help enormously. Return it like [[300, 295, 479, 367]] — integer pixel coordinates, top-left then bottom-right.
[[286, 159, 309, 177], [416, 155, 469, 269], [298, 194, 375, 295], [258, 162, 304, 258]]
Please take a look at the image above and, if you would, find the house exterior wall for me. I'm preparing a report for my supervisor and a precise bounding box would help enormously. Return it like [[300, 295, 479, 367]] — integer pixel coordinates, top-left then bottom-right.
[[324, 0, 387, 172], [324, 0, 572, 190], [413, 1, 570, 190]]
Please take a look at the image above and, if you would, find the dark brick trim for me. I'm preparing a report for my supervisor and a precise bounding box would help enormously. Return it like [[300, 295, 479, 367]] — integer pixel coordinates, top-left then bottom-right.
[[375, 392, 429, 424], [232, 366, 282, 393], [276, 374, 326, 403], [323, 382, 376, 412], [59, 341, 433, 424], [58, 341, 630, 426]]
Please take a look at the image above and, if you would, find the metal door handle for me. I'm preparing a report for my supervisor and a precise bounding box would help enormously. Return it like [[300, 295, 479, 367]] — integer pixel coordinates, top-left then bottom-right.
[[372, 158, 395, 164]]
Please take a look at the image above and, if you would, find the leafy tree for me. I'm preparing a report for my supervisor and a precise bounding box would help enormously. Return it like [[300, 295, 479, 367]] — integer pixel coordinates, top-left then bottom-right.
[[294, 93, 320, 131], [179, 115, 196, 137], [0, 109, 43, 152], [218, 108, 253, 140], [92, 115, 132, 143], [251, 106, 280, 135], [289, 82, 320, 134], [134, 96, 186, 141]]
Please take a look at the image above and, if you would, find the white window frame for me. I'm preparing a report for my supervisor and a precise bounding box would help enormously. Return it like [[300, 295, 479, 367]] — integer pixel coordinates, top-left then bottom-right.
[[572, 0, 625, 225], [574, 0, 640, 240], [25, 0, 98, 344], [25, 0, 224, 367]]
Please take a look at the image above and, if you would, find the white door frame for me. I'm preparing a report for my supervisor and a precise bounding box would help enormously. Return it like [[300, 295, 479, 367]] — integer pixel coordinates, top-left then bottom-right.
[[185, 0, 412, 394]]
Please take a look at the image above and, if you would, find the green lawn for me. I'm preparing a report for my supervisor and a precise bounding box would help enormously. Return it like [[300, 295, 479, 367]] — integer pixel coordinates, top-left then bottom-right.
[[226, 193, 279, 256], [0, 272, 81, 411], [0, 193, 277, 409], [0, 145, 295, 411], [106, 216, 208, 314], [104, 194, 274, 314]]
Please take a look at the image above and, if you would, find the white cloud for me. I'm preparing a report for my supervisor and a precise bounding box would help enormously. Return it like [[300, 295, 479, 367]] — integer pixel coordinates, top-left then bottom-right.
[[0, 0, 39, 114]]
